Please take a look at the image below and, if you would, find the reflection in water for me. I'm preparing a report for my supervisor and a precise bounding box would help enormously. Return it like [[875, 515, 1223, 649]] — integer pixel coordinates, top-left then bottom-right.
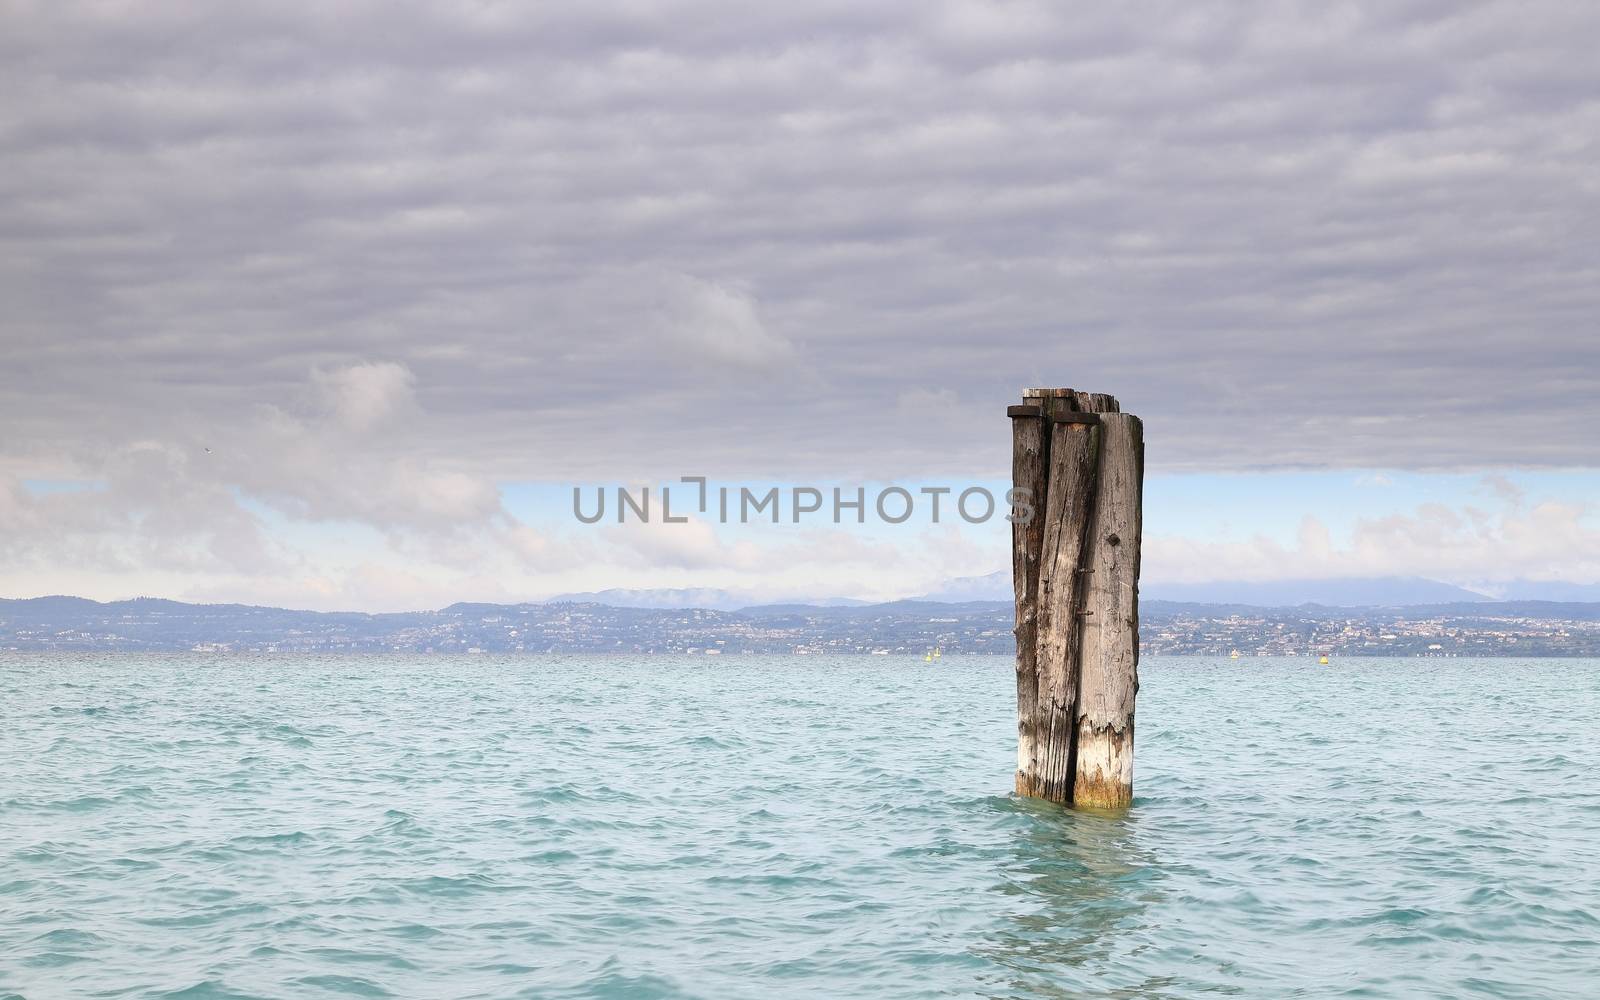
[[977, 797, 1198, 1000]]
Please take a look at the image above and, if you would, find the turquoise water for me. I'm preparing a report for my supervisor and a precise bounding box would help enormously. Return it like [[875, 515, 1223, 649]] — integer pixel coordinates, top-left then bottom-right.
[[2, 655, 1597, 999]]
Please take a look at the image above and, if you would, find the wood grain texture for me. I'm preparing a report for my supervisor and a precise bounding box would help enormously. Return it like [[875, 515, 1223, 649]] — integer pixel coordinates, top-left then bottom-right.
[[1022, 388, 1120, 415], [1024, 419, 1099, 804], [1010, 410, 1050, 792], [1072, 412, 1144, 809], [1072, 391, 1120, 414]]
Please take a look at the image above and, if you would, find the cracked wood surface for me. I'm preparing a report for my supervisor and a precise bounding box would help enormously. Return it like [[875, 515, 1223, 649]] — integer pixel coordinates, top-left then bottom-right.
[[1010, 409, 1049, 791], [1024, 418, 1098, 803], [1012, 389, 1139, 809], [1073, 411, 1143, 810]]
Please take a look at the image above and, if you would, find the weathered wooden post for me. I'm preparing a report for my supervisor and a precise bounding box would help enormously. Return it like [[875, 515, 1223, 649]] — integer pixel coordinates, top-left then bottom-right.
[[1073, 411, 1143, 809], [1009, 389, 1143, 809], [1007, 403, 1048, 798]]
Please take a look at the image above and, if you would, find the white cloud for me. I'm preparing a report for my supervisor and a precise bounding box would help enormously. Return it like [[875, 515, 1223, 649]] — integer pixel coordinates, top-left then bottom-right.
[[1145, 498, 1600, 587], [661, 275, 798, 372], [234, 363, 501, 531], [1477, 474, 1524, 508], [310, 360, 417, 433]]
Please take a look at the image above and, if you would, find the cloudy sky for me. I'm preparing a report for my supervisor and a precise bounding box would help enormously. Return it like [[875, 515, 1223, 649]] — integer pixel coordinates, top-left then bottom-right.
[[3, 0, 1598, 609]]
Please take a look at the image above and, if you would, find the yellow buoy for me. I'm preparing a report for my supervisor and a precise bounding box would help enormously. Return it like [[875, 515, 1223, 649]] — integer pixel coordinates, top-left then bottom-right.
[[1319, 655, 1330, 665]]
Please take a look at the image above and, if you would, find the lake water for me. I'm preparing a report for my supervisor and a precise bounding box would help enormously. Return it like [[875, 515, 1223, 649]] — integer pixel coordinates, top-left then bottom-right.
[[1, 654, 1597, 999]]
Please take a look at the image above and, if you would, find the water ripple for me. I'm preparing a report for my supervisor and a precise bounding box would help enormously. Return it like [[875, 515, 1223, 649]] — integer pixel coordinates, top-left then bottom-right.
[[1, 653, 1597, 998]]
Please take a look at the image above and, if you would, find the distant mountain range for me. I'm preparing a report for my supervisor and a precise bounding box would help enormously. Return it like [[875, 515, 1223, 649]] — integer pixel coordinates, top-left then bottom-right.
[[541, 588, 869, 611], [542, 575, 1518, 609], [1144, 577, 1493, 606], [4, 592, 1600, 655], [917, 572, 1600, 607]]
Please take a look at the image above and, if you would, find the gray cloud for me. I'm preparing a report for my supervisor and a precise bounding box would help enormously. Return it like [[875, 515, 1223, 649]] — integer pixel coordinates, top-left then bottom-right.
[[3, 0, 1598, 493]]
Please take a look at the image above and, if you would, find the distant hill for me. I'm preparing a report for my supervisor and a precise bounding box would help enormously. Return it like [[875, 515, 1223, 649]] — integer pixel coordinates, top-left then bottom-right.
[[542, 588, 869, 610], [737, 599, 1010, 618], [541, 588, 749, 610], [1140, 599, 1600, 622], [1142, 577, 1493, 607], [0, 595, 1013, 654], [918, 573, 1494, 607], [5, 593, 1600, 655], [917, 571, 1010, 602]]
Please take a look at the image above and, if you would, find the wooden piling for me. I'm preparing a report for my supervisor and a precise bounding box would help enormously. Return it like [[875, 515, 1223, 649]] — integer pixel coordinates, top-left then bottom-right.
[[1025, 413, 1099, 804], [1007, 404, 1049, 795], [1072, 412, 1143, 809], [1022, 388, 1120, 417], [1009, 389, 1143, 810]]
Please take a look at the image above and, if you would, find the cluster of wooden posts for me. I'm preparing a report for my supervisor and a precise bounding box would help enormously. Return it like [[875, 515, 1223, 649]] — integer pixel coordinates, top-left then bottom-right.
[[1008, 388, 1144, 810]]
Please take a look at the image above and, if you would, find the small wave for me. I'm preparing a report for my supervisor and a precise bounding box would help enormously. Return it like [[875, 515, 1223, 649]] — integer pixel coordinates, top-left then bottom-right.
[[156, 980, 263, 1000], [291, 975, 395, 997]]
